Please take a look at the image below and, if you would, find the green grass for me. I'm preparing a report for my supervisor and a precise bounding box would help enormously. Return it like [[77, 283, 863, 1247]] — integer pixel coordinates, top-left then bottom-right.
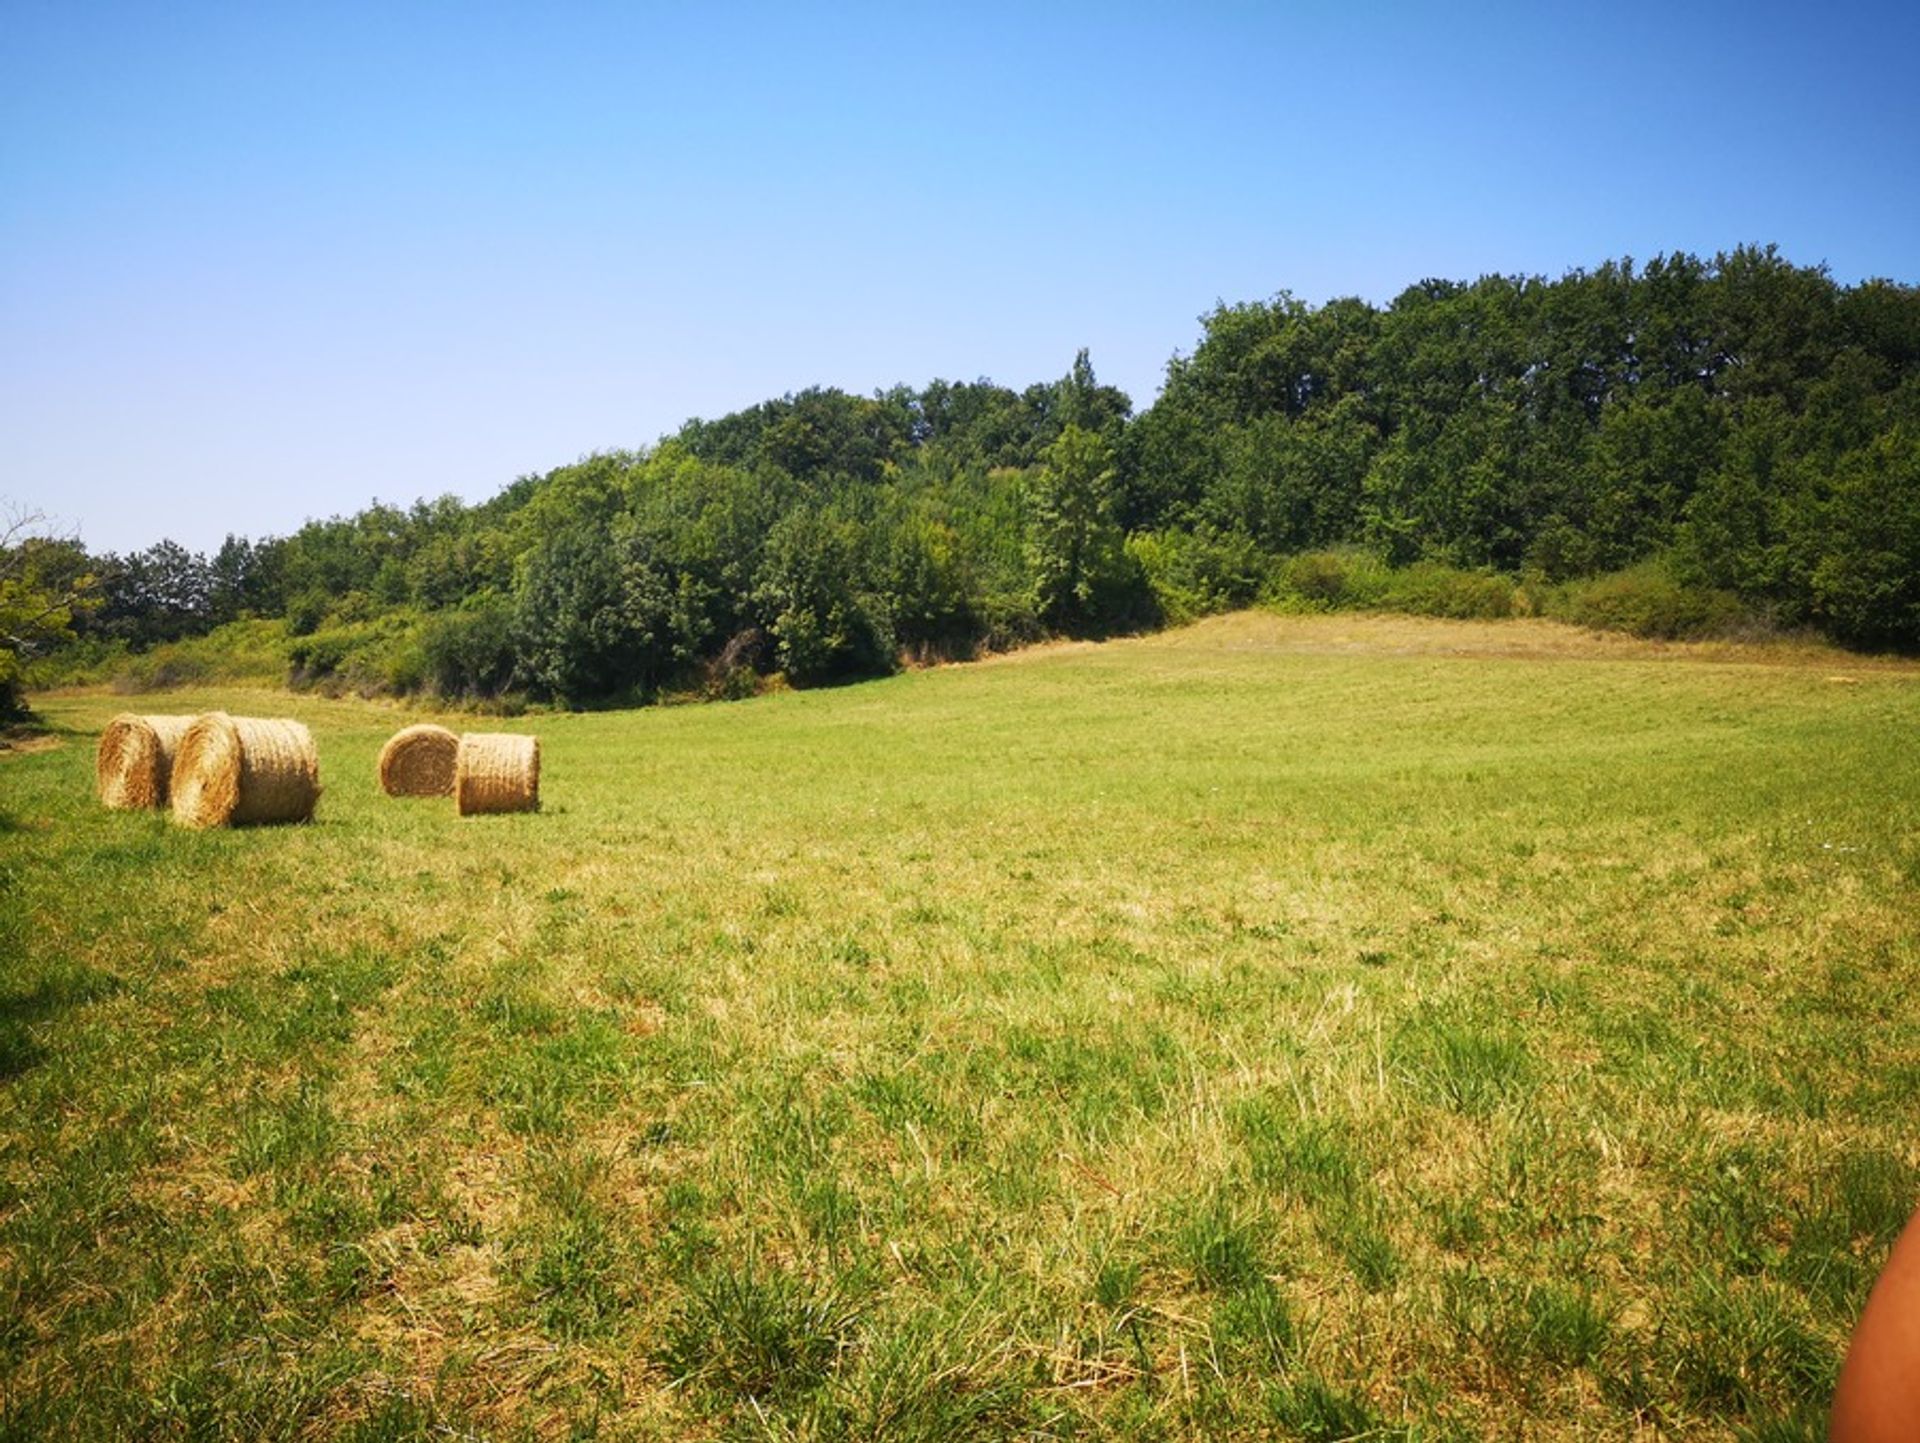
[[3, 611, 1917, 1440]]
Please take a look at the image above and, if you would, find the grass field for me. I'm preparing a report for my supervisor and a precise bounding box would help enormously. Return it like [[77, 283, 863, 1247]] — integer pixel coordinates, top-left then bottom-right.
[[4, 612, 1918, 1441]]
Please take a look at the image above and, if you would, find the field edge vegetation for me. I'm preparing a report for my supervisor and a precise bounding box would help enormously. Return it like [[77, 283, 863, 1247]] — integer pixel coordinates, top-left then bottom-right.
[[7, 243, 1918, 721]]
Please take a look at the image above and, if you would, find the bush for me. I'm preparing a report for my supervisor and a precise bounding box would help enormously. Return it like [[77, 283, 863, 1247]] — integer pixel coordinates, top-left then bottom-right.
[[1377, 562, 1515, 619], [284, 587, 330, 637], [875, 513, 977, 655], [420, 591, 517, 698], [1028, 426, 1151, 634], [286, 612, 426, 696], [977, 591, 1045, 653], [1544, 560, 1748, 639], [1127, 527, 1271, 624], [1270, 550, 1393, 610], [1267, 551, 1517, 622], [696, 627, 769, 701]]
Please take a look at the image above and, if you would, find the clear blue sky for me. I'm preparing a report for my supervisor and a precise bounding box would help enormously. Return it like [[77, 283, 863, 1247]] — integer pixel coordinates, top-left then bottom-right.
[[4, 1, 1916, 555]]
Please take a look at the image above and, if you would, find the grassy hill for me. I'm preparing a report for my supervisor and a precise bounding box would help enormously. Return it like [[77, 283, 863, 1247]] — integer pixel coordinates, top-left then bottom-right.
[[4, 613, 1918, 1439]]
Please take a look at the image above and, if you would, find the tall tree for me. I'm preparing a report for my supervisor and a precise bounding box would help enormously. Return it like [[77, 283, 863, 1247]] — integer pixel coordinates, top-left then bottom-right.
[[1028, 426, 1136, 632]]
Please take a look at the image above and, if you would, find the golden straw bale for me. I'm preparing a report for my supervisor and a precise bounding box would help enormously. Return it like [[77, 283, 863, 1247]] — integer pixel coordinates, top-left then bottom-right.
[[454, 732, 540, 816], [96, 713, 196, 809], [377, 723, 458, 797], [170, 712, 321, 828]]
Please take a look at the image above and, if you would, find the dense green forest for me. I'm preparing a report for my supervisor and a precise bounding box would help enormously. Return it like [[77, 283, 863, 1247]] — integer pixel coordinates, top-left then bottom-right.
[[7, 245, 1918, 714]]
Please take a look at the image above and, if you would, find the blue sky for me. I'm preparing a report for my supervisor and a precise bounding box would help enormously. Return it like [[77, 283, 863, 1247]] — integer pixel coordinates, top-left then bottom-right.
[[4, 1, 1916, 554]]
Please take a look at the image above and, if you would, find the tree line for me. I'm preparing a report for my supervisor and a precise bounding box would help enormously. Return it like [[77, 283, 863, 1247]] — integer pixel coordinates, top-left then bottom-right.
[[6, 244, 1916, 715]]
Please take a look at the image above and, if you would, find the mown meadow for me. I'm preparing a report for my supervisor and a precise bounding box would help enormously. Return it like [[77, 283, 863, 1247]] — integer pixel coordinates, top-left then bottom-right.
[[3, 612, 1918, 1441]]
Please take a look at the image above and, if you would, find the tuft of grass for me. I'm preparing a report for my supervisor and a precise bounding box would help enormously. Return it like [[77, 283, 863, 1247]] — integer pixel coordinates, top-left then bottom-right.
[[233, 1078, 342, 1179], [1174, 1191, 1269, 1293], [1333, 1216, 1402, 1293], [1268, 1374, 1403, 1442], [1211, 1278, 1295, 1370], [512, 1150, 634, 1339], [1442, 1267, 1613, 1375], [787, 1309, 1033, 1442], [1661, 1275, 1834, 1417], [1397, 1014, 1533, 1115], [664, 1255, 864, 1405]]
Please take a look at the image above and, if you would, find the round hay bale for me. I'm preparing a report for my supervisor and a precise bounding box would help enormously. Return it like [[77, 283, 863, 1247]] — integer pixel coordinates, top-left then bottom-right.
[[454, 732, 540, 816], [377, 723, 458, 797], [170, 712, 321, 828], [96, 713, 197, 809]]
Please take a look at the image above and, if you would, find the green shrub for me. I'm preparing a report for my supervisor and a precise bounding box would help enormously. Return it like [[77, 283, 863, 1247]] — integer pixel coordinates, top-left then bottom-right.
[[284, 587, 330, 637], [513, 521, 676, 705], [1545, 560, 1747, 639], [116, 653, 211, 690], [420, 591, 517, 698], [1809, 427, 1920, 650], [1269, 550, 1511, 619], [978, 591, 1044, 652], [1378, 562, 1515, 619], [286, 611, 426, 696], [1270, 549, 1392, 610], [1127, 526, 1271, 624], [1028, 425, 1144, 635]]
